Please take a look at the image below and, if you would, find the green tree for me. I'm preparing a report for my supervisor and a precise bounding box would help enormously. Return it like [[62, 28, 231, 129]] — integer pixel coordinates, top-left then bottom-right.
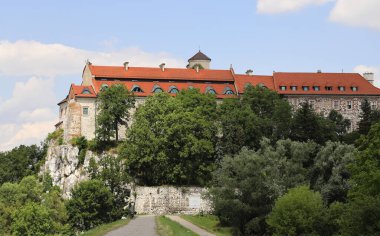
[[267, 186, 324, 236], [358, 99, 373, 135], [0, 144, 46, 184], [209, 139, 318, 235], [219, 85, 292, 155], [12, 202, 54, 236], [66, 179, 114, 231], [96, 84, 135, 142], [327, 110, 350, 140], [310, 142, 356, 204], [121, 89, 218, 185], [291, 102, 337, 144], [87, 155, 131, 219]]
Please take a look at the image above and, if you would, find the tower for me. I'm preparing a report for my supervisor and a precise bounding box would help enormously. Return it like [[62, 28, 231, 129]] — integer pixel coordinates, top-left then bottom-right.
[[187, 50, 211, 69]]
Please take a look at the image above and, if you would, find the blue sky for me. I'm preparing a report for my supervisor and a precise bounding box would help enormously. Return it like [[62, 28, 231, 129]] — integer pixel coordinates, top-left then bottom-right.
[[0, 0, 379, 150]]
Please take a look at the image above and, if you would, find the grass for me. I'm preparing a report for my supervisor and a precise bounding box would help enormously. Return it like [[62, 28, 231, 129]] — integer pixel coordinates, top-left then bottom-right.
[[81, 218, 131, 236], [181, 215, 232, 236], [156, 215, 198, 236]]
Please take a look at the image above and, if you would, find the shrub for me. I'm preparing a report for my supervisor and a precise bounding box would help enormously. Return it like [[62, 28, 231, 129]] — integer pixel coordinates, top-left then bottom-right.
[[70, 136, 88, 166], [47, 129, 64, 144]]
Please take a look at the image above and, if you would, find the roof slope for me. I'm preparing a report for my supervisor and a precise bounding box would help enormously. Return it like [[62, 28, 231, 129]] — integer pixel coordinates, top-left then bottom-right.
[[188, 51, 211, 61], [234, 74, 274, 93], [89, 65, 233, 82], [273, 72, 380, 95]]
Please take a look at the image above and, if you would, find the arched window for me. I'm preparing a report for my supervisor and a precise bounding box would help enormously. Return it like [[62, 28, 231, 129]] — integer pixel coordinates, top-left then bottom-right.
[[223, 87, 234, 95], [168, 86, 179, 94], [101, 84, 109, 91], [82, 88, 92, 94], [131, 84, 143, 93], [152, 84, 164, 93], [206, 86, 217, 94]]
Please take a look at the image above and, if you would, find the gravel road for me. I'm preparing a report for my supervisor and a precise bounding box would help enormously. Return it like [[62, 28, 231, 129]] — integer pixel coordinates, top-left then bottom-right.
[[105, 215, 157, 236]]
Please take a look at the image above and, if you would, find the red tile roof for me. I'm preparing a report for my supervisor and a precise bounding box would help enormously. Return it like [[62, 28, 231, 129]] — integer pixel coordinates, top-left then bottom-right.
[[273, 72, 380, 95], [92, 79, 236, 99], [89, 65, 234, 82], [234, 74, 275, 93], [70, 84, 97, 98]]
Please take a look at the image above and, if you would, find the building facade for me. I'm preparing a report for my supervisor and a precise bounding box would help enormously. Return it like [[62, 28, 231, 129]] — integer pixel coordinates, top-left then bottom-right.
[[56, 51, 380, 141]]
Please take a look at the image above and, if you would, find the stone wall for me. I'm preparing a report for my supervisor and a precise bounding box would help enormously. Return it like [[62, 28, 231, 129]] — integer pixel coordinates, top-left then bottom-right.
[[78, 98, 96, 140], [132, 186, 212, 215], [286, 95, 380, 131]]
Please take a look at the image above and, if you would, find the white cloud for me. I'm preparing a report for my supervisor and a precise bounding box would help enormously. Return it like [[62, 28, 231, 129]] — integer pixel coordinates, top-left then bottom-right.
[[0, 77, 57, 151], [0, 121, 56, 151], [329, 0, 380, 31], [353, 65, 380, 88], [257, 0, 333, 14], [0, 40, 184, 77]]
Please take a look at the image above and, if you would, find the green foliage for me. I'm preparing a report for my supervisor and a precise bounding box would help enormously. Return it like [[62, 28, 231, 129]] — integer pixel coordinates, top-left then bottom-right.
[[327, 110, 350, 140], [81, 218, 131, 236], [209, 139, 318, 235], [291, 102, 337, 144], [12, 202, 54, 236], [87, 155, 131, 219], [96, 84, 135, 142], [156, 216, 198, 236], [121, 89, 218, 185], [0, 144, 46, 184], [310, 142, 356, 204], [66, 179, 114, 231], [357, 99, 380, 135], [47, 128, 63, 144], [219, 85, 292, 155], [267, 186, 324, 236], [71, 136, 88, 166], [181, 215, 232, 236], [0, 175, 69, 235]]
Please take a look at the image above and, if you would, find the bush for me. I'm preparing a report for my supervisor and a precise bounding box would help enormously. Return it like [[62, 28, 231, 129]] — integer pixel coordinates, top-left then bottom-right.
[[12, 202, 54, 236], [47, 129, 64, 144], [66, 180, 114, 231], [267, 186, 324, 236]]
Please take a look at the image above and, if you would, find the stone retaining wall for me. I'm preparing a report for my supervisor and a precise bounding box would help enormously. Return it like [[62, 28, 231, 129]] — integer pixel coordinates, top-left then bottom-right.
[[132, 186, 212, 215]]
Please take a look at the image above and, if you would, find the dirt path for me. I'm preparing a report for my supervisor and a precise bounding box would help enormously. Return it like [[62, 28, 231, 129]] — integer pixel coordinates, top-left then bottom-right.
[[166, 215, 215, 236], [105, 215, 157, 236]]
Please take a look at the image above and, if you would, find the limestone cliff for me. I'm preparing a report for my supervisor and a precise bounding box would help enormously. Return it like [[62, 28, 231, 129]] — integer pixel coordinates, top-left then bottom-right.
[[40, 142, 99, 198]]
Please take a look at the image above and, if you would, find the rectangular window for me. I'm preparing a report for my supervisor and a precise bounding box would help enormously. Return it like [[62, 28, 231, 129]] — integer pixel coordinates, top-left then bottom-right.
[[280, 86, 286, 91], [83, 107, 89, 116], [347, 101, 352, 110], [333, 100, 339, 110], [325, 86, 333, 91], [339, 86, 345, 91], [351, 86, 358, 91], [290, 86, 297, 91], [313, 86, 320, 91], [370, 101, 377, 110], [302, 86, 309, 91]]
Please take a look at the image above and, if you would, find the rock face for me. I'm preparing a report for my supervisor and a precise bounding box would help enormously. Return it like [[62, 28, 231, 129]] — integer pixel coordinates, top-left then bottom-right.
[[41, 143, 99, 198]]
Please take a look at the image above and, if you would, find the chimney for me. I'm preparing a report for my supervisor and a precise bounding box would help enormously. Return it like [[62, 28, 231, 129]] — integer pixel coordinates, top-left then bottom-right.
[[246, 69, 253, 76], [195, 64, 199, 73], [317, 69, 322, 73], [363, 72, 374, 84], [159, 63, 166, 72], [123, 62, 129, 71]]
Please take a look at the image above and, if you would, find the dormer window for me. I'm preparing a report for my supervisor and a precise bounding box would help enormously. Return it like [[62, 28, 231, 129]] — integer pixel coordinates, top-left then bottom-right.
[[131, 85, 143, 93], [351, 86, 358, 91], [313, 86, 320, 91], [82, 88, 92, 94], [206, 86, 217, 94], [325, 86, 333, 91], [168, 86, 179, 94], [279, 86, 286, 91], [302, 86, 309, 91], [338, 86, 345, 91], [290, 86, 297, 91], [223, 87, 234, 95], [152, 84, 163, 93], [101, 84, 109, 91]]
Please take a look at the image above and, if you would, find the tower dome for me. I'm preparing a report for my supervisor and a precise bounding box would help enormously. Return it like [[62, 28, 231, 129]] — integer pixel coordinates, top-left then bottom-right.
[[187, 50, 211, 69]]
